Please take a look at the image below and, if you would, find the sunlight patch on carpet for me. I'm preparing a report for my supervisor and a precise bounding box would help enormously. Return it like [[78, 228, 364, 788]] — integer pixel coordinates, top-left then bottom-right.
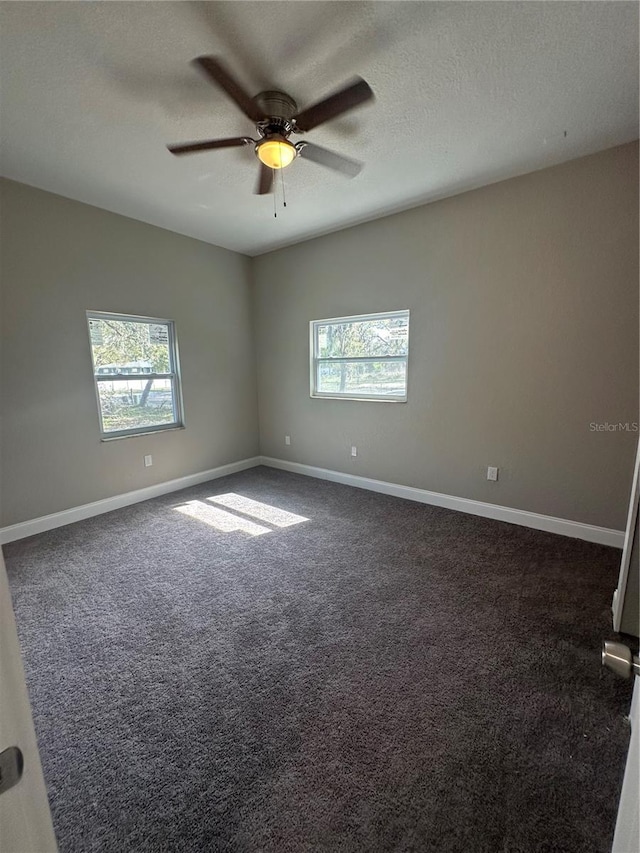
[[207, 493, 309, 528], [174, 494, 309, 535], [174, 500, 271, 536]]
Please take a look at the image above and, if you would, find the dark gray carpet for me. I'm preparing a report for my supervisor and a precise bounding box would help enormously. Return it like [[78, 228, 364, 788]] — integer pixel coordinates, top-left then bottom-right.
[[5, 466, 634, 853]]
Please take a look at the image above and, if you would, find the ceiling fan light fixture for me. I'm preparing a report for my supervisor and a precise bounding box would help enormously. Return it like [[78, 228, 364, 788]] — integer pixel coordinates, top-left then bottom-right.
[[256, 138, 296, 170]]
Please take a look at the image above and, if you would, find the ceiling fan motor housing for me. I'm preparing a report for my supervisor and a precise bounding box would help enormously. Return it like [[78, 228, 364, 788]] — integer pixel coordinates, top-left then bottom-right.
[[255, 90, 298, 122]]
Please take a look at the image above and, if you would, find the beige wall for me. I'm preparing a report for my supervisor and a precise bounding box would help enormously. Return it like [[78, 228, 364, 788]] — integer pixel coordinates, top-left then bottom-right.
[[0, 179, 259, 527], [253, 142, 639, 531], [2, 144, 638, 532]]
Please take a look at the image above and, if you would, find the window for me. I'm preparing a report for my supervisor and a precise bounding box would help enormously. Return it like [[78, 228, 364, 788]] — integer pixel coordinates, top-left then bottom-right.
[[87, 311, 184, 439], [310, 310, 409, 401]]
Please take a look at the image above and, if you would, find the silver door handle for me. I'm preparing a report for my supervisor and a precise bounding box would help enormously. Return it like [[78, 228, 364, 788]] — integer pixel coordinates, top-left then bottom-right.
[[602, 641, 640, 679]]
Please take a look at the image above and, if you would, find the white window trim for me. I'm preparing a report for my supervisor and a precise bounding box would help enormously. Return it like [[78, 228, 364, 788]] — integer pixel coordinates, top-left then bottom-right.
[[310, 309, 410, 402], [87, 310, 185, 440]]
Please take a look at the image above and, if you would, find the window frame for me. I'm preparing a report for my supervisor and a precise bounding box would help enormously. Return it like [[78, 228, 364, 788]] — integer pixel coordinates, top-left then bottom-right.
[[87, 310, 185, 440], [310, 309, 410, 402]]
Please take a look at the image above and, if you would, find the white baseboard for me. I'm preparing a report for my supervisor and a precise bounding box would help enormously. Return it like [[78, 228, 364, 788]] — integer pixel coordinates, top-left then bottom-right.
[[260, 456, 625, 549], [0, 457, 262, 545], [1, 454, 625, 549]]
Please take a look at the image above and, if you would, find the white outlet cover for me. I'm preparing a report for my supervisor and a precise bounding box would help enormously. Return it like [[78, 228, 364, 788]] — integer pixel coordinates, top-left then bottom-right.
[[144, 455, 153, 467], [285, 436, 291, 445], [351, 446, 357, 457], [487, 466, 498, 481]]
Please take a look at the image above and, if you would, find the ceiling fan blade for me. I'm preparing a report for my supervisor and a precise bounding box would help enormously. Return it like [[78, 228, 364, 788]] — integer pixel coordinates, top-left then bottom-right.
[[298, 142, 362, 178], [255, 163, 274, 195], [193, 56, 264, 123], [293, 77, 373, 132], [167, 137, 252, 155]]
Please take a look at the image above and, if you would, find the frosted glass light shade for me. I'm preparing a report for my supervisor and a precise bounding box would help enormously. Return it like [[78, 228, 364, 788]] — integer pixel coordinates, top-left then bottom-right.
[[256, 138, 296, 169]]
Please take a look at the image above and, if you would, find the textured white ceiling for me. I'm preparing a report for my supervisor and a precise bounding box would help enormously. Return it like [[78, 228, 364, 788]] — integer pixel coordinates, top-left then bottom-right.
[[1, 1, 638, 256]]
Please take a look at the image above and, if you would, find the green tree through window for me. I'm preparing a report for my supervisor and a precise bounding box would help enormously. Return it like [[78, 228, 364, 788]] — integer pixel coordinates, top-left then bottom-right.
[[87, 313, 183, 438], [312, 311, 409, 400]]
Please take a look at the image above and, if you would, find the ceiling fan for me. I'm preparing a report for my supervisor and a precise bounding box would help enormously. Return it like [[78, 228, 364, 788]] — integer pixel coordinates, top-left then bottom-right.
[[167, 56, 374, 194]]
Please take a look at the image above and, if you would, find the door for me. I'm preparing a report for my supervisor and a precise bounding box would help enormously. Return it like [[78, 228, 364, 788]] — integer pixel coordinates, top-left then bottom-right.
[[0, 549, 57, 852], [612, 438, 639, 635], [605, 435, 640, 851], [612, 677, 639, 852]]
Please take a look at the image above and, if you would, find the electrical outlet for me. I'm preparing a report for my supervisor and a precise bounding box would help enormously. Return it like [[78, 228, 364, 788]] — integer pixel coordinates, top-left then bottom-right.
[[487, 466, 498, 481], [351, 446, 357, 458], [144, 455, 153, 468], [285, 435, 291, 446]]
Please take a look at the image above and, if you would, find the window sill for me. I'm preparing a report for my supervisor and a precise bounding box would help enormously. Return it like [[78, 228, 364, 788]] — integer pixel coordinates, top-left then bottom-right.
[[310, 394, 407, 403], [100, 425, 185, 442]]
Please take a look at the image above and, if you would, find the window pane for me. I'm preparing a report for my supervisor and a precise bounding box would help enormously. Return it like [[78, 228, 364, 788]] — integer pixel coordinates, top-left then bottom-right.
[[317, 314, 408, 359], [317, 360, 407, 397], [89, 317, 171, 374], [97, 379, 177, 434]]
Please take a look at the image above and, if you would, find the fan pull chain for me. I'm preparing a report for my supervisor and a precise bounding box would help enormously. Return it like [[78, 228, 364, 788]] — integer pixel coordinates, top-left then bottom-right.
[[273, 183, 277, 218], [281, 162, 287, 208]]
